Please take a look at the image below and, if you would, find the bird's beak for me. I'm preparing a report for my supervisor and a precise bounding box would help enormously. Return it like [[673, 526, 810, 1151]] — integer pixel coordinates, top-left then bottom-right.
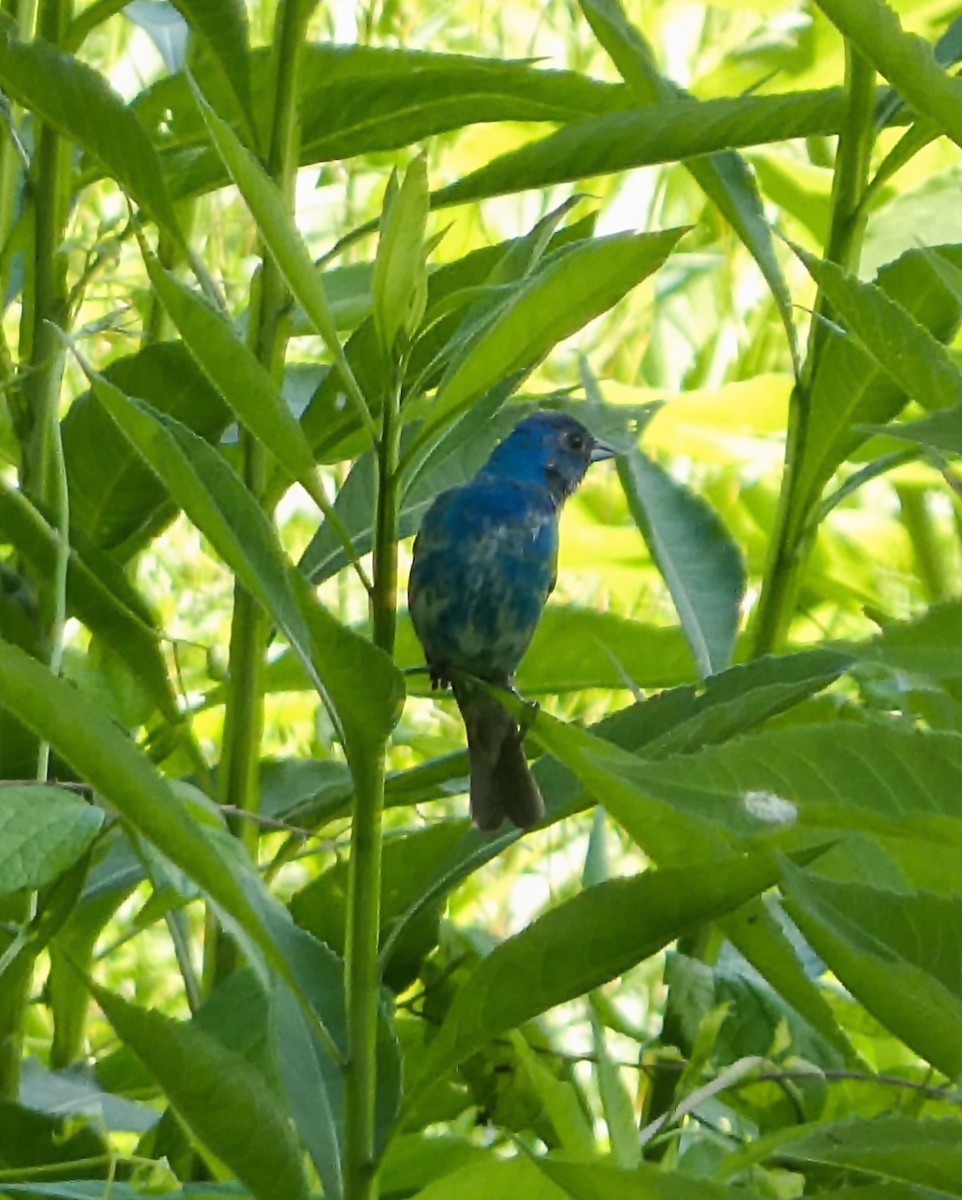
[[590, 437, 617, 463]]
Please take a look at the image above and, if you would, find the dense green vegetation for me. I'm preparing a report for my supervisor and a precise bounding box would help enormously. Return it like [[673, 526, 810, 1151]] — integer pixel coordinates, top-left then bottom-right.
[[3, 0, 962, 1197]]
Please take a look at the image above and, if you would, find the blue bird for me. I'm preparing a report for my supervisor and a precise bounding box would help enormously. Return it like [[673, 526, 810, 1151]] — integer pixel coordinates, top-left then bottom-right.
[[408, 410, 615, 830]]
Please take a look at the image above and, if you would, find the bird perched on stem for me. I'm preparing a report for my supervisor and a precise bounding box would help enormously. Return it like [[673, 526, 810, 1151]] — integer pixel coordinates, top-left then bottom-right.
[[408, 410, 615, 831]]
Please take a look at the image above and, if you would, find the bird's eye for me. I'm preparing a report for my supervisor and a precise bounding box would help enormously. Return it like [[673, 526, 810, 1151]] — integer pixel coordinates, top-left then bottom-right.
[[566, 431, 585, 451]]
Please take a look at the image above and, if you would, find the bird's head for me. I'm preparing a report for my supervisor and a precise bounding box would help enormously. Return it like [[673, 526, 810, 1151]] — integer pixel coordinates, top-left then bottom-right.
[[483, 410, 616, 502]]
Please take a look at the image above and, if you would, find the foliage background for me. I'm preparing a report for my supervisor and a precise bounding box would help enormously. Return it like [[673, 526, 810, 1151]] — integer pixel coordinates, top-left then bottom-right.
[[3, 0, 962, 1198]]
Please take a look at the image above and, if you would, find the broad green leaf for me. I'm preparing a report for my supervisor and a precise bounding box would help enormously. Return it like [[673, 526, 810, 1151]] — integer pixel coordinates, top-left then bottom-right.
[[63, 342, 230, 556], [793, 245, 962, 417], [794, 244, 962, 515], [577, 0, 797, 369], [171, 0, 254, 142], [621, 721, 962, 851], [290, 821, 468, 993], [143, 46, 632, 199], [0, 1102, 108, 1185], [82, 368, 403, 773], [512, 1035, 595, 1157], [720, 895, 859, 1064], [411, 850, 782, 1091], [857, 598, 962, 680], [0, 786, 102, 894], [618, 446, 745, 677], [91, 983, 311, 1200], [421, 229, 686, 435], [407, 1156, 565, 1200], [373, 156, 429, 356], [0, 636, 337, 1047], [271, 985, 342, 1200], [0, 477, 179, 721], [20, 1056, 156, 1134], [524, 707, 730, 859], [813, 0, 962, 152], [601, 648, 852, 761], [142, 252, 319, 484], [782, 863, 962, 1078], [773, 1114, 962, 1194], [0, 15, 181, 237], [189, 78, 374, 439], [870, 404, 962, 456], [536, 1156, 769, 1200], [397, 606, 697, 695], [430, 88, 855, 209]]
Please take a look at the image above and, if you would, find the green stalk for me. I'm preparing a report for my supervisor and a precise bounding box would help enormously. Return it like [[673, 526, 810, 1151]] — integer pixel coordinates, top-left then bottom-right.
[[343, 373, 401, 1200], [0, 0, 71, 1104], [897, 484, 951, 604], [750, 43, 876, 657], [204, 0, 313, 987]]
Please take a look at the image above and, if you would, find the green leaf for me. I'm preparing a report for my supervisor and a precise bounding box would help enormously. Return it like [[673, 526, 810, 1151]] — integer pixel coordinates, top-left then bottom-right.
[[0, 786, 102, 893], [91, 983, 311, 1200], [0, 637, 338, 1049], [590, 1013, 640, 1169], [857, 599, 962, 680], [0, 477, 179, 722], [430, 88, 853, 209], [792, 244, 962, 417], [536, 1156, 770, 1200], [602, 648, 852, 760], [812, 0, 962, 152], [141, 46, 633, 199], [0, 14, 181, 237], [720, 896, 858, 1064], [782, 862, 962, 1078], [421, 229, 686, 436], [577, 0, 797, 368], [869, 403, 962, 456], [373, 156, 430, 356], [290, 821, 468, 993], [512, 1035, 595, 1157], [411, 851, 783, 1091], [81, 367, 403, 775], [170, 0, 254, 142], [271, 984, 342, 1200], [617, 721, 962, 852], [397, 606, 698, 695], [188, 76, 374, 439], [774, 1114, 962, 1194], [142, 251, 319, 485], [618, 446, 745, 677], [793, 244, 962, 515], [63, 342, 230, 556]]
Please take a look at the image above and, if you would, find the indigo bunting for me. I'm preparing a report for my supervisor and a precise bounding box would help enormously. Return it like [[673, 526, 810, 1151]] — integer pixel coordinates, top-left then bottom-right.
[[408, 411, 615, 831]]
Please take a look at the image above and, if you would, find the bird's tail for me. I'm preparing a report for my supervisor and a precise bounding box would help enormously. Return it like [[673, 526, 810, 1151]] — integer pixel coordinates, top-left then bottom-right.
[[453, 678, 545, 832]]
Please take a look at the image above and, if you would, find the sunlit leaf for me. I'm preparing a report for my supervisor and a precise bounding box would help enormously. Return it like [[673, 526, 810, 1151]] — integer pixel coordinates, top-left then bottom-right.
[[0, 15, 181, 237], [619, 447, 745, 677], [813, 0, 962, 151], [412, 851, 782, 1091], [91, 983, 311, 1200], [0, 786, 102, 894], [431, 89, 853, 208]]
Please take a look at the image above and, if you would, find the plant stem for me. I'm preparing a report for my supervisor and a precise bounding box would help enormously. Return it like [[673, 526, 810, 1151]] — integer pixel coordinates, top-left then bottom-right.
[[897, 484, 951, 604], [205, 0, 312, 987], [750, 43, 876, 657], [0, 0, 72, 1105], [344, 372, 401, 1200]]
